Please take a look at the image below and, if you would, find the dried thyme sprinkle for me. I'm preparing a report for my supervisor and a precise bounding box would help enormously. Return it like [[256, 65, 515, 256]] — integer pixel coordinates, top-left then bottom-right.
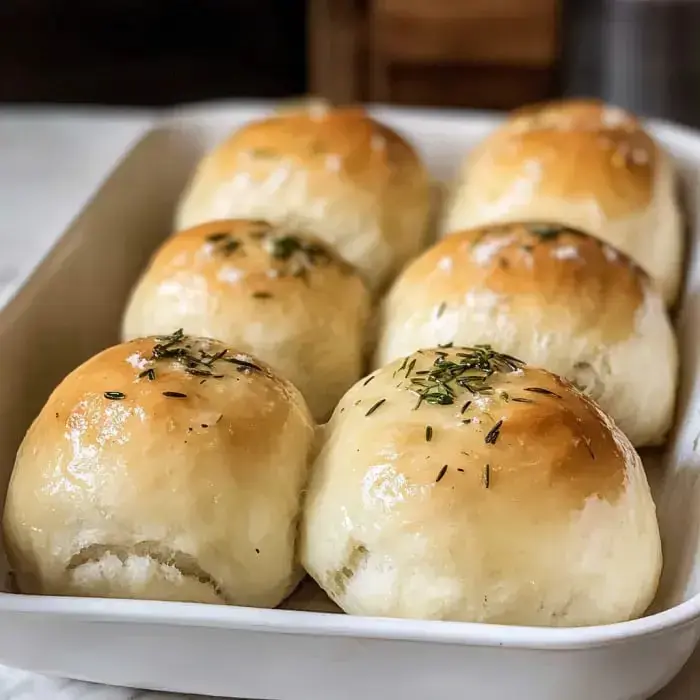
[[365, 398, 386, 416], [461, 400, 471, 414], [483, 464, 491, 488], [104, 391, 125, 400], [162, 391, 187, 398], [527, 223, 562, 240], [425, 425, 433, 442], [457, 468, 465, 473], [524, 387, 561, 398], [363, 375, 375, 386], [485, 419, 503, 445], [206, 232, 241, 256], [405, 345, 524, 410], [138, 368, 156, 381], [226, 357, 262, 372], [436, 465, 448, 483], [512, 396, 534, 403]]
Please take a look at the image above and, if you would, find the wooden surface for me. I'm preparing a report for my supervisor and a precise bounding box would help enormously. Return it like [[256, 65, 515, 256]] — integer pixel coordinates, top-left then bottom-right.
[[308, 0, 560, 109]]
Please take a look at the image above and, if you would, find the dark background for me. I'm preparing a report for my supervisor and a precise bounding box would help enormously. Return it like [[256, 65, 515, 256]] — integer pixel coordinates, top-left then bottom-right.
[[0, 1, 307, 105]]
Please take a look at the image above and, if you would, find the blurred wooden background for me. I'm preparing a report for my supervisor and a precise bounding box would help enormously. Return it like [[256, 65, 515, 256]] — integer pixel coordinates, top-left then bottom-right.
[[0, 0, 559, 110], [309, 0, 561, 110]]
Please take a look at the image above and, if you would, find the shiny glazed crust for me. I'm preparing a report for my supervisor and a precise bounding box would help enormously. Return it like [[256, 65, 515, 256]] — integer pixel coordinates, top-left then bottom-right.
[[301, 347, 662, 626], [3, 334, 315, 607]]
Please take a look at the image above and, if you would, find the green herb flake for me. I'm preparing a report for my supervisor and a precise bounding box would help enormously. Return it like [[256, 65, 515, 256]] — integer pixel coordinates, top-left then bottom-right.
[[162, 391, 187, 399], [104, 391, 125, 400], [485, 419, 503, 445], [483, 464, 491, 488], [425, 425, 433, 442], [435, 465, 448, 483]]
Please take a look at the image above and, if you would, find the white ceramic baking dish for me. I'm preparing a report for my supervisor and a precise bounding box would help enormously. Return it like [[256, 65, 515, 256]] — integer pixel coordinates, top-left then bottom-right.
[[0, 103, 699, 700]]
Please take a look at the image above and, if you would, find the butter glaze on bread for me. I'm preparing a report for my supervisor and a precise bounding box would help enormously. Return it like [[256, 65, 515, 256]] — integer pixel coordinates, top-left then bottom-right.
[[301, 347, 662, 627], [442, 99, 683, 304], [122, 219, 371, 421], [3, 334, 315, 606], [375, 222, 678, 447], [175, 106, 431, 293]]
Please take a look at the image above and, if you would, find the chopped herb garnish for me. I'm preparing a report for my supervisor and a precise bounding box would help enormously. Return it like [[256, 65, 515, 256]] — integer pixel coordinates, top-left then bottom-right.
[[438, 341, 454, 348], [255, 548, 260, 554], [365, 398, 386, 416], [485, 419, 503, 445], [253, 291, 273, 299], [104, 391, 125, 400], [462, 418, 472, 425], [461, 400, 471, 414], [512, 396, 535, 403], [404, 346, 524, 410], [524, 387, 561, 398], [457, 468, 465, 473], [138, 368, 156, 381], [483, 464, 491, 488], [227, 357, 262, 372], [363, 375, 375, 386], [162, 391, 187, 398], [436, 465, 448, 483], [201, 424, 209, 428], [527, 223, 562, 239], [185, 368, 212, 377], [406, 358, 417, 378], [425, 425, 433, 442], [206, 232, 241, 256]]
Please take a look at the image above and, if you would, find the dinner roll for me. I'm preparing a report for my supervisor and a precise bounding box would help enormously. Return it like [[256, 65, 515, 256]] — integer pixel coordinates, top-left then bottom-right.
[[301, 346, 662, 627], [3, 332, 315, 606], [122, 219, 371, 422], [442, 99, 683, 304], [375, 222, 677, 447], [175, 106, 431, 292]]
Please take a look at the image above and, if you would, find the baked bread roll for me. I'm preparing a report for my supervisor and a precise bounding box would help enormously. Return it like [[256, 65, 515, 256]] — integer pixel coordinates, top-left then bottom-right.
[[3, 332, 315, 606], [442, 99, 683, 304], [375, 222, 677, 447], [175, 106, 431, 292], [122, 219, 371, 422], [301, 346, 662, 627]]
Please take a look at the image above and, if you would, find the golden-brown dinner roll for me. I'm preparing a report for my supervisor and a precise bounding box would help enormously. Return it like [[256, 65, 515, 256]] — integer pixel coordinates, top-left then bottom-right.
[[442, 99, 683, 304], [375, 222, 677, 447], [3, 332, 315, 606], [175, 106, 431, 292], [122, 219, 371, 422], [301, 346, 662, 627]]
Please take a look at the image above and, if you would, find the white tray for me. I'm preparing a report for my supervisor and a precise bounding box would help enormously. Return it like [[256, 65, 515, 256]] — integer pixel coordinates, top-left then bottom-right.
[[0, 102, 699, 700]]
